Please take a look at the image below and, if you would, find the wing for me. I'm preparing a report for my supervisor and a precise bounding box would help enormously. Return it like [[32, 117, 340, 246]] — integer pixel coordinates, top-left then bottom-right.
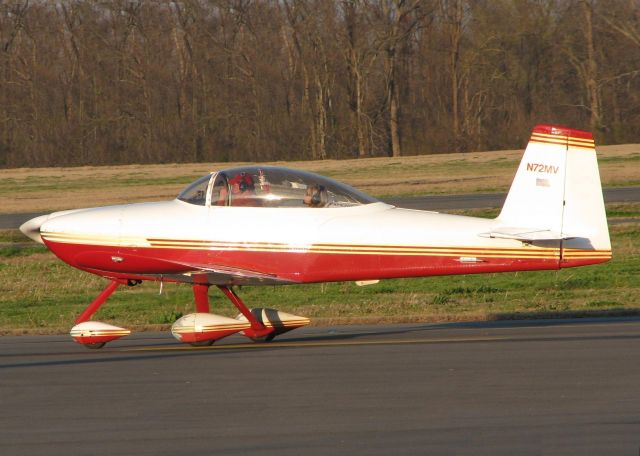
[[170, 261, 297, 286], [83, 256, 297, 286]]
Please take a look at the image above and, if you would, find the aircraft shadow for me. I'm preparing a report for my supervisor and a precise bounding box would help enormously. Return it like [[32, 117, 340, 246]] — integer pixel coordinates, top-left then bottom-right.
[[270, 310, 640, 343]]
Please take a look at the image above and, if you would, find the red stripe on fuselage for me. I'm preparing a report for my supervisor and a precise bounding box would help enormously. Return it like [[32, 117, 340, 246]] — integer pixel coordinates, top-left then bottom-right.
[[39, 239, 594, 283]]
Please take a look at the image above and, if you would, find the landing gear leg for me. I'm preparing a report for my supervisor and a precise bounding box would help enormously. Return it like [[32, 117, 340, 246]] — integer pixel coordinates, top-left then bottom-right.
[[217, 286, 274, 341], [76, 279, 121, 324], [192, 283, 211, 313], [188, 283, 215, 346], [70, 279, 130, 349]]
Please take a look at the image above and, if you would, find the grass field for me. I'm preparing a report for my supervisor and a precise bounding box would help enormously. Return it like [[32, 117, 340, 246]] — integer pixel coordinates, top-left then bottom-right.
[[1, 143, 639, 213], [1, 145, 638, 334]]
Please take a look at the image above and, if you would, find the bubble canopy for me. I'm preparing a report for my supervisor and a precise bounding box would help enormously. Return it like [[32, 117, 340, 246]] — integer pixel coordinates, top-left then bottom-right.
[[177, 166, 378, 208]]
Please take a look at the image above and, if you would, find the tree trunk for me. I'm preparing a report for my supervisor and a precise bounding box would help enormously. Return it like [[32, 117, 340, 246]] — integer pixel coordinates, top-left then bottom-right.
[[389, 74, 401, 157], [582, 0, 601, 132]]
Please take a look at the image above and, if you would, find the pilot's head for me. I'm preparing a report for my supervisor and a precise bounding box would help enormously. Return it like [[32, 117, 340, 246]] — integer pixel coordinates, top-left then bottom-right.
[[304, 184, 327, 207]]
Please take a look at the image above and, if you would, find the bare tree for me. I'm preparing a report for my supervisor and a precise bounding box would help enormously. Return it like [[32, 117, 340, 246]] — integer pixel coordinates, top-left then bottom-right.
[[438, 0, 467, 150], [1, 0, 640, 167], [376, 0, 424, 157]]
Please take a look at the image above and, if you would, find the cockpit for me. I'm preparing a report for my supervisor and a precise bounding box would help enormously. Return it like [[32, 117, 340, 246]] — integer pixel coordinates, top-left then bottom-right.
[[177, 166, 378, 208]]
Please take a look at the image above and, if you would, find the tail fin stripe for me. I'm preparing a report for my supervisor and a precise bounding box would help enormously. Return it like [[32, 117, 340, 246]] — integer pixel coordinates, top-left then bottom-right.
[[531, 133, 595, 146], [531, 131, 594, 143], [529, 137, 568, 147], [568, 145, 596, 151], [530, 134, 595, 147], [529, 137, 595, 150]]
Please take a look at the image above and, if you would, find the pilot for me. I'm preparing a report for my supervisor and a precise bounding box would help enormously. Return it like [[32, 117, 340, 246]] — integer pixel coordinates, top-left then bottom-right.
[[228, 172, 257, 207], [303, 184, 328, 208], [212, 178, 228, 206]]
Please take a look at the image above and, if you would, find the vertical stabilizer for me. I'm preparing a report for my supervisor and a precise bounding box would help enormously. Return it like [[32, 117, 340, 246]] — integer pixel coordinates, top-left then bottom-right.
[[496, 124, 611, 266]]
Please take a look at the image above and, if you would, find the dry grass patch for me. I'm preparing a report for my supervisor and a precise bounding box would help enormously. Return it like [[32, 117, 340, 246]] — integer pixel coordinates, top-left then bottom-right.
[[2, 144, 638, 213]]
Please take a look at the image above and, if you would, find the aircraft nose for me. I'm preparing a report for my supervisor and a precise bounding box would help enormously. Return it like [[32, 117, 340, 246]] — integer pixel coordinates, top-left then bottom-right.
[[19, 214, 49, 244]]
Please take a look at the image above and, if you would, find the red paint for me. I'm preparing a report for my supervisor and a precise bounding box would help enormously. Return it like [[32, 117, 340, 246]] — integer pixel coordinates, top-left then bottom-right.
[[532, 124, 593, 140], [72, 334, 125, 345], [44, 239, 608, 286], [74, 249, 189, 273], [192, 283, 210, 313], [561, 257, 611, 268]]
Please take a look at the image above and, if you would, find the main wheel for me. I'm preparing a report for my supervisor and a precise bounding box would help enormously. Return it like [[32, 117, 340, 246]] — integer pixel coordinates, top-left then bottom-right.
[[83, 342, 106, 349], [189, 339, 216, 347], [250, 333, 276, 343]]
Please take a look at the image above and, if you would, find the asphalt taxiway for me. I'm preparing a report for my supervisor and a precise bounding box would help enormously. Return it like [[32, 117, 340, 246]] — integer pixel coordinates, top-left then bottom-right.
[[2, 186, 639, 229], [1, 318, 639, 455]]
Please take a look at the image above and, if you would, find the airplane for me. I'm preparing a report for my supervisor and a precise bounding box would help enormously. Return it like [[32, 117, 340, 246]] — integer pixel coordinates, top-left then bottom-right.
[[20, 124, 611, 348]]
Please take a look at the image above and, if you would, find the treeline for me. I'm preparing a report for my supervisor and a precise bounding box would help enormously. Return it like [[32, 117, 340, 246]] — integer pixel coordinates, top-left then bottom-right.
[[1, 0, 639, 168]]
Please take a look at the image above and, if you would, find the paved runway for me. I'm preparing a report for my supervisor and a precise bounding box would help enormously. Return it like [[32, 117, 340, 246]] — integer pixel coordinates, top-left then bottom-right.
[[2, 186, 639, 229], [384, 185, 640, 210], [1, 318, 639, 455]]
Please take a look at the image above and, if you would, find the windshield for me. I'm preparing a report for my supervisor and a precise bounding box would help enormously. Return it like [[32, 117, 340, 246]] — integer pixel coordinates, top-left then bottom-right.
[[208, 166, 377, 208], [177, 174, 212, 205]]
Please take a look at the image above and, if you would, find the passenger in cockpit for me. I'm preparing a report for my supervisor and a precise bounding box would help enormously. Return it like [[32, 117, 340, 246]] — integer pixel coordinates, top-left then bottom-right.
[[228, 172, 258, 207], [303, 184, 328, 208]]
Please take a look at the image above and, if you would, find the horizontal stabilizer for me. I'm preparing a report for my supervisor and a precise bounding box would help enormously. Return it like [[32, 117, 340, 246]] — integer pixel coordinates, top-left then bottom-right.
[[479, 227, 570, 241]]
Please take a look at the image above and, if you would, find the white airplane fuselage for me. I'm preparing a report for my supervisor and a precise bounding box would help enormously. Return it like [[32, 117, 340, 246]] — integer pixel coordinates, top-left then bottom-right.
[[33, 199, 607, 286]]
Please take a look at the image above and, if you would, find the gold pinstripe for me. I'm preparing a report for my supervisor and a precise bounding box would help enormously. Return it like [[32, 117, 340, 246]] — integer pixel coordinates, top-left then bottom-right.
[[529, 132, 595, 151], [149, 240, 563, 253], [70, 330, 131, 336], [529, 141, 594, 151], [246, 319, 310, 328], [42, 232, 148, 246], [531, 131, 594, 145], [172, 325, 250, 334], [41, 232, 610, 261]]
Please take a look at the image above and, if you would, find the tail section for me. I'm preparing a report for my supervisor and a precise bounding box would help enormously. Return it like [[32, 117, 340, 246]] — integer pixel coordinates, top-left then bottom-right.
[[493, 124, 611, 266]]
